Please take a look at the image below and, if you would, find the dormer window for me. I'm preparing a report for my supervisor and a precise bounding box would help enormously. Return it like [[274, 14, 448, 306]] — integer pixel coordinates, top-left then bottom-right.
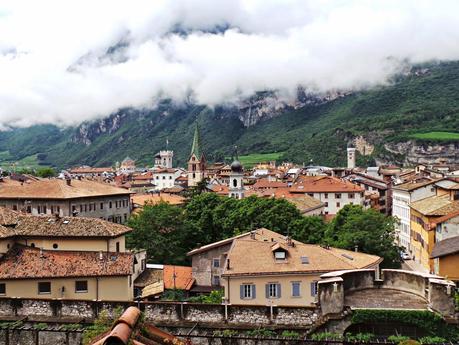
[[274, 251, 286, 260]]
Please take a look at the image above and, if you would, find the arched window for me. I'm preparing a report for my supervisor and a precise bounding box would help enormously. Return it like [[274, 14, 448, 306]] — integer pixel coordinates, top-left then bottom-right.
[[233, 179, 238, 187]]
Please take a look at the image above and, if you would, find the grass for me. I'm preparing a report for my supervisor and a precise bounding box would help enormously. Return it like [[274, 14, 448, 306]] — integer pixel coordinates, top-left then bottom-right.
[[0, 153, 49, 170], [237, 152, 283, 168], [409, 131, 459, 141]]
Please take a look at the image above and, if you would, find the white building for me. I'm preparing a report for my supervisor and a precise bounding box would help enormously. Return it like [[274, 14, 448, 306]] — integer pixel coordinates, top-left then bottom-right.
[[392, 179, 438, 252], [151, 168, 182, 191], [228, 160, 244, 199], [154, 151, 173, 169]]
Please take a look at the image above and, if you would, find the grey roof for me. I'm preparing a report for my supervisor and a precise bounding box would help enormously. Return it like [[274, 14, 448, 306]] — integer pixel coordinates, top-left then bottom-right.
[[431, 236, 459, 258]]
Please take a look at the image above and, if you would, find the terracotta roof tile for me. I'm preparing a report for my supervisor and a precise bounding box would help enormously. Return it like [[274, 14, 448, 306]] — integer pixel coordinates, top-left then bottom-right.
[[131, 194, 185, 207], [163, 265, 194, 290], [223, 230, 381, 276], [291, 176, 364, 193], [411, 195, 459, 216], [0, 245, 133, 279], [0, 178, 131, 200]]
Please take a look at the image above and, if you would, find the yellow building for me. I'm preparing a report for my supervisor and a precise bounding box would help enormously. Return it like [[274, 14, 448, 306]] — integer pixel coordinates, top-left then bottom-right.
[[410, 191, 459, 273], [0, 207, 145, 301], [222, 229, 381, 306], [431, 235, 459, 282]]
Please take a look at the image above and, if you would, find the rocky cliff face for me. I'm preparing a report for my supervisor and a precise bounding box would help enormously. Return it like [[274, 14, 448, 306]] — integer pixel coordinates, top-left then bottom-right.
[[384, 141, 459, 166]]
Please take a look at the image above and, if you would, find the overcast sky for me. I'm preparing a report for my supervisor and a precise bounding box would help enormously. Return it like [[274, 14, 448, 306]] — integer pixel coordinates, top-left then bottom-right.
[[1, 0, 459, 128]]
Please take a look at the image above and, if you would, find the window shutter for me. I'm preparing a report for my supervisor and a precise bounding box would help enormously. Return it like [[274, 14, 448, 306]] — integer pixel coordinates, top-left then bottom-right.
[[292, 282, 300, 297], [310, 282, 316, 296], [240, 285, 244, 299], [277, 283, 281, 298], [252, 285, 256, 299], [265, 284, 269, 298]]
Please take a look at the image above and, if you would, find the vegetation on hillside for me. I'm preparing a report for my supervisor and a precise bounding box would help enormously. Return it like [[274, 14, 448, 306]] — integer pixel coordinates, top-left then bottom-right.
[[127, 194, 402, 268], [2, 62, 459, 168]]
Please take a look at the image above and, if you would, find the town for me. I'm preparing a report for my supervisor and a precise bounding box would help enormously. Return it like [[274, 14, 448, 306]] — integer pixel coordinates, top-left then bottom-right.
[[0, 123, 457, 345]]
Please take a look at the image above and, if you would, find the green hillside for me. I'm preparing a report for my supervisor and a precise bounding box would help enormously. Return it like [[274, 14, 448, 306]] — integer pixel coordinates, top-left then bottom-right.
[[1, 62, 458, 169]]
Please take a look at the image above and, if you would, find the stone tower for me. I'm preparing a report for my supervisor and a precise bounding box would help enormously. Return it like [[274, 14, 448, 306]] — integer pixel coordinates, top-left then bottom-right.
[[155, 151, 173, 168], [187, 123, 206, 187], [229, 149, 244, 199], [347, 147, 356, 169]]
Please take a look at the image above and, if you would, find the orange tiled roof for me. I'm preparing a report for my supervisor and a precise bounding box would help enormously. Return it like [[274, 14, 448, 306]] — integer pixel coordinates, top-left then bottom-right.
[[163, 265, 194, 290], [131, 193, 185, 207], [0, 178, 131, 199], [223, 230, 381, 277], [252, 179, 288, 190], [0, 245, 133, 279], [69, 167, 114, 174], [291, 176, 364, 193]]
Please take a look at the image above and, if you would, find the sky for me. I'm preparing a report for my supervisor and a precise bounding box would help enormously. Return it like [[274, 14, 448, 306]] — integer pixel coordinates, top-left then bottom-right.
[[1, 0, 459, 128]]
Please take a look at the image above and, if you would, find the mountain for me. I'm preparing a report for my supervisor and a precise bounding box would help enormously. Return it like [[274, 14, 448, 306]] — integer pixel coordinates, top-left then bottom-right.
[[1, 62, 459, 170]]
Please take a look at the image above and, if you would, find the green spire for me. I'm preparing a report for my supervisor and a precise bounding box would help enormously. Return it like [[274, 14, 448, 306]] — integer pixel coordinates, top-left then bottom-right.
[[190, 122, 202, 158]]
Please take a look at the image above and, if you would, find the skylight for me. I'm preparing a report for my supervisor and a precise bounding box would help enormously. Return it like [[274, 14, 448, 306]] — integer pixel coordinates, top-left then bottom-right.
[[300, 256, 309, 264]]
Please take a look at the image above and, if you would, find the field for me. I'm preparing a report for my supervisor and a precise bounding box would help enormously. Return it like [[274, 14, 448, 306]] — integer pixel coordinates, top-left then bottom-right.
[[409, 131, 459, 141], [0, 152, 48, 170], [237, 152, 283, 168]]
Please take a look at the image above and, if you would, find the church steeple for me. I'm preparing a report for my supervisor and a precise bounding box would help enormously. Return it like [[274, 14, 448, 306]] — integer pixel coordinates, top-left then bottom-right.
[[190, 122, 202, 159]]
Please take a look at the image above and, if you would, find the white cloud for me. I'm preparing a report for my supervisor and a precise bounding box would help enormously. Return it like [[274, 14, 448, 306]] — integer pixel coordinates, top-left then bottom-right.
[[1, 0, 459, 127]]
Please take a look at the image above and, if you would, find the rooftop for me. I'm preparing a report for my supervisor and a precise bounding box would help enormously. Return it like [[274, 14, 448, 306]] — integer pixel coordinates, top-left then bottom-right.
[[290, 176, 364, 193], [163, 265, 194, 290], [411, 194, 459, 216], [131, 193, 185, 207], [431, 236, 459, 258], [392, 178, 439, 192], [0, 245, 133, 279], [0, 178, 131, 200], [223, 230, 382, 277]]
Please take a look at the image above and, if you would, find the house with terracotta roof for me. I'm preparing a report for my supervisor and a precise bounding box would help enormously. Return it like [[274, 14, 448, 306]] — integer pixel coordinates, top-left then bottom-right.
[[131, 193, 185, 214], [409, 185, 459, 273], [290, 176, 365, 216], [0, 177, 132, 223], [431, 235, 459, 282], [221, 228, 381, 306], [0, 208, 145, 301]]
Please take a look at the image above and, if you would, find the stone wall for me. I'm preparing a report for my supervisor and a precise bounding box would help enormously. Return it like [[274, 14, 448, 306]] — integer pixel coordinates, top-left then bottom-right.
[[0, 298, 320, 329], [0, 328, 82, 345]]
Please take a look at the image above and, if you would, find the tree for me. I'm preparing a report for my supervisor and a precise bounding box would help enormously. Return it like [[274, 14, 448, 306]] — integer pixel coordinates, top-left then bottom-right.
[[126, 202, 190, 265], [325, 204, 402, 268], [290, 216, 327, 244], [36, 167, 56, 178]]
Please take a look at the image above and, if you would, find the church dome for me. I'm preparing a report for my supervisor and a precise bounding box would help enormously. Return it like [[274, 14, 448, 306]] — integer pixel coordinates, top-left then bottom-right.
[[231, 160, 243, 173]]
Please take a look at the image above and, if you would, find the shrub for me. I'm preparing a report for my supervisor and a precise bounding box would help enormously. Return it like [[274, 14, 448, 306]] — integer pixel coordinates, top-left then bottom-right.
[[61, 323, 83, 331], [310, 332, 343, 341], [187, 290, 224, 304], [161, 289, 186, 301], [418, 336, 447, 344], [388, 335, 410, 343], [281, 330, 300, 339], [33, 323, 48, 330], [213, 329, 238, 337], [82, 310, 112, 345], [245, 328, 276, 337], [346, 332, 374, 342]]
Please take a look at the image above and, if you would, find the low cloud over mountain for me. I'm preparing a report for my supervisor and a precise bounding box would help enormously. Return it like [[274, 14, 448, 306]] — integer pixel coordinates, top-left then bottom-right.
[[1, 0, 459, 127]]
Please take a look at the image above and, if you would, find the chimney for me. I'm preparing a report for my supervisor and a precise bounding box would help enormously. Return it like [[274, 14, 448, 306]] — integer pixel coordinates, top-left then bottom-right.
[[354, 245, 358, 252], [286, 236, 293, 247], [250, 231, 256, 240], [66, 178, 71, 186], [99, 251, 103, 261]]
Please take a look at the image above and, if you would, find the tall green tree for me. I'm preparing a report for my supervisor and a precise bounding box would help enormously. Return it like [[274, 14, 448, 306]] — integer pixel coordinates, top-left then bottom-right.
[[127, 202, 190, 265], [290, 216, 327, 244], [325, 204, 402, 268]]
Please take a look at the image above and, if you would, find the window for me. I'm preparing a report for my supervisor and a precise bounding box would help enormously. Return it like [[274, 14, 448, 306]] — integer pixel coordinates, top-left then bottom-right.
[[100, 203, 104, 210], [292, 282, 300, 297], [109, 201, 112, 209], [212, 276, 221, 286], [240, 284, 255, 299], [308, 193, 313, 197], [124, 214, 127, 222], [266, 283, 281, 298], [233, 179, 238, 187], [30, 243, 35, 248], [310, 281, 318, 296], [335, 193, 341, 199], [325, 202, 328, 207], [213, 258, 220, 268], [349, 193, 354, 199], [169, 176, 172, 180], [75, 280, 88, 293], [52, 243, 58, 249], [80, 205, 83, 213], [336, 202, 340, 208], [12, 205, 17, 211], [38, 282, 51, 294], [116, 242, 120, 252], [0, 283, 5, 295], [274, 251, 286, 260], [324, 193, 328, 199]]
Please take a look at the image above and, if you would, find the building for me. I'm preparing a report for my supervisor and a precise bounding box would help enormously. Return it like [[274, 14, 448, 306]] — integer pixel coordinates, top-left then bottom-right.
[[392, 178, 439, 252], [68, 166, 115, 178], [409, 185, 459, 272], [152, 168, 182, 191], [346, 173, 389, 214], [0, 208, 146, 301], [228, 158, 244, 199], [131, 193, 185, 214], [0, 177, 132, 223], [187, 124, 206, 187], [431, 235, 459, 282], [154, 151, 174, 169], [120, 157, 136, 174], [221, 229, 381, 306], [290, 176, 365, 216], [347, 147, 356, 169]]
